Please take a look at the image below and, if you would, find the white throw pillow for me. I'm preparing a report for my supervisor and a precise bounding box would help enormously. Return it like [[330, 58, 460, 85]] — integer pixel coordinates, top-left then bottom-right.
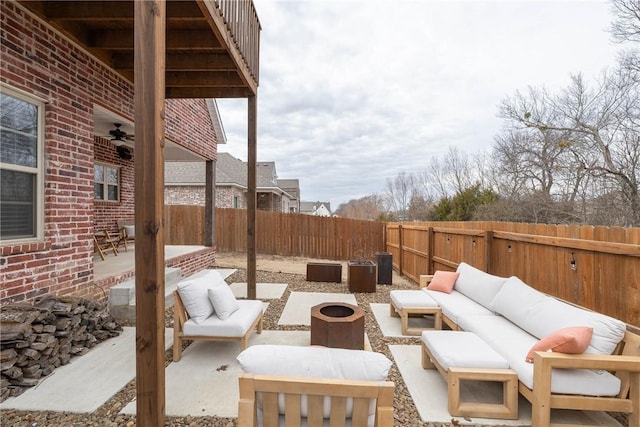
[[124, 225, 135, 239], [177, 279, 215, 324], [208, 285, 240, 320]]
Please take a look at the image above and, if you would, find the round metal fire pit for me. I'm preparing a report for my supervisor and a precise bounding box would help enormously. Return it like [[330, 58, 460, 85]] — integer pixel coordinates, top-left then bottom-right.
[[310, 302, 365, 350]]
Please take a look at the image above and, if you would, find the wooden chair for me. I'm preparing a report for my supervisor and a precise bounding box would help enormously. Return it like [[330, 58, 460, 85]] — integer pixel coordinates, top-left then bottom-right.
[[93, 230, 119, 260], [116, 220, 134, 252], [238, 373, 395, 427]]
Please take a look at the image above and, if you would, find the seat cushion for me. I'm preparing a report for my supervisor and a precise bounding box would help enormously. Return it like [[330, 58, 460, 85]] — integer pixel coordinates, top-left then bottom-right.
[[424, 289, 493, 325], [421, 330, 509, 371], [183, 299, 263, 337], [390, 289, 438, 309]]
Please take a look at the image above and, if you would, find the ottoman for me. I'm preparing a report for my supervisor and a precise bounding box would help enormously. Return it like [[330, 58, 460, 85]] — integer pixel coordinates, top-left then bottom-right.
[[421, 330, 518, 420], [389, 289, 442, 335]]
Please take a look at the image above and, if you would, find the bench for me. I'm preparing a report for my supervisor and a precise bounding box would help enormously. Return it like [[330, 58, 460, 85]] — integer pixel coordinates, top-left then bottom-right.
[[421, 330, 518, 419], [389, 289, 442, 335]]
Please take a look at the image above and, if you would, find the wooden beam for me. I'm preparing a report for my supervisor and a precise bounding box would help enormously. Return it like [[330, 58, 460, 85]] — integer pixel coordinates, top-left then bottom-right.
[[205, 159, 215, 248], [134, 1, 166, 425], [113, 52, 237, 71], [165, 86, 253, 99], [247, 95, 257, 300], [166, 71, 243, 87]]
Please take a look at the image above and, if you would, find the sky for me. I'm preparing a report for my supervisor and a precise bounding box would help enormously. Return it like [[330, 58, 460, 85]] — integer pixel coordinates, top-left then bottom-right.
[[216, 0, 623, 209]]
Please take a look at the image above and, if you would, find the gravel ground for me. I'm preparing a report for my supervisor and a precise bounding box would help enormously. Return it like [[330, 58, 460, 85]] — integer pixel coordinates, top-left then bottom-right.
[[0, 254, 629, 427]]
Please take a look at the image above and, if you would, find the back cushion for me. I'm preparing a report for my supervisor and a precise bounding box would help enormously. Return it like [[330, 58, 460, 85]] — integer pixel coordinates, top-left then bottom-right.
[[454, 262, 508, 309], [176, 270, 228, 324], [491, 276, 626, 355]]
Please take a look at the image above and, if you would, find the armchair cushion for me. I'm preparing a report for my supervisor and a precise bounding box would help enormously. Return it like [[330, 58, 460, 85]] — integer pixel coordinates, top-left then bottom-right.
[[525, 326, 593, 363], [426, 270, 459, 293], [208, 285, 239, 320], [176, 270, 228, 324]]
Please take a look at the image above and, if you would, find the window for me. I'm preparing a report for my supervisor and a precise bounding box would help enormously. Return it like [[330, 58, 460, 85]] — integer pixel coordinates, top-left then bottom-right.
[[94, 163, 120, 202], [233, 196, 239, 209], [0, 87, 44, 241]]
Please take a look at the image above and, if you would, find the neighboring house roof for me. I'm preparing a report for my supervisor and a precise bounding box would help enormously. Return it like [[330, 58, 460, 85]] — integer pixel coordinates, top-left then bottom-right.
[[165, 153, 295, 198], [164, 162, 206, 185], [278, 179, 300, 198], [300, 201, 332, 216]]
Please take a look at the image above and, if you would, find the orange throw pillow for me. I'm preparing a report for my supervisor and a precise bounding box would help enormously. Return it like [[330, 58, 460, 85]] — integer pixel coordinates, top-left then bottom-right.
[[526, 326, 593, 363], [426, 270, 460, 293]]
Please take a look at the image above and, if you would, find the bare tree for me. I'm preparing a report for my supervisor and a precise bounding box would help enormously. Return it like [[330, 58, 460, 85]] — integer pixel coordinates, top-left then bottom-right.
[[610, 0, 640, 43], [498, 69, 640, 225], [384, 171, 415, 220]]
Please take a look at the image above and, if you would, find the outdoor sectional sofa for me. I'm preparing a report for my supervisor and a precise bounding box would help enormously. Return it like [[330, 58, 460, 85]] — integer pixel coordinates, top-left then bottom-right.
[[407, 262, 640, 426]]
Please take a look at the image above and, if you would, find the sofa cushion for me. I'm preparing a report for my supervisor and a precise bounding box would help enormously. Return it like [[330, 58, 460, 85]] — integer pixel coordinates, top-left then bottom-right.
[[490, 276, 548, 328], [424, 289, 493, 325], [183, 299, 263, 336], [458, 314, 622, 397], [421, 331, 509, 371], [454, 262, 507, 309], [490, 276, 626, 355], [426, 270, 459, 293], [526, 326, 593, 363], [208, 285, 240, 320], [124, 225, 135, 239], [391, 290, 438, 309]]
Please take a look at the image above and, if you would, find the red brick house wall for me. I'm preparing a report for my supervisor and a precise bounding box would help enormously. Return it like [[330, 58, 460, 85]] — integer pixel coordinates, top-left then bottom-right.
[[0, 2, 217, 304]]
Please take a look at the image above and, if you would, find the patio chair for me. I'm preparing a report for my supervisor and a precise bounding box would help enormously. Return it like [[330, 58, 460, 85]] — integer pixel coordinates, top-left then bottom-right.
[[94, 230, 119, 261], [238, 373, 395, 427], [116, 220, 135, 252]]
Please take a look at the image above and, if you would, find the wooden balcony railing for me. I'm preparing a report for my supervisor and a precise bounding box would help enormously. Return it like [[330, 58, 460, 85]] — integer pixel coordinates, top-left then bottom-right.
[[216, 0, 261, 85]]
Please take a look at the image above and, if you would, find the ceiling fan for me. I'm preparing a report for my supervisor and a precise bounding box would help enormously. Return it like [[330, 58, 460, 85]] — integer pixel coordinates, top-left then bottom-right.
[[109, 123, 134, 142]]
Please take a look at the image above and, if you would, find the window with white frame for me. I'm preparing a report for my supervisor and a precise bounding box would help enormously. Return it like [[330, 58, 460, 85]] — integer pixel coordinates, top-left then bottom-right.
[[94, 163, 120, 202], [0, 87, 44, 241]]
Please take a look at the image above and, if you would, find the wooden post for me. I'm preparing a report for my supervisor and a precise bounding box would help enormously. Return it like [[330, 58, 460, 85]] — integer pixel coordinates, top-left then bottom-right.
[[428, 227, 434, 274], [485, 230, 493, 274], [397, 224, 403, 276], [247, 96, 257, 300], [134, 1, 165, 425], [205, 159, 216, 248]]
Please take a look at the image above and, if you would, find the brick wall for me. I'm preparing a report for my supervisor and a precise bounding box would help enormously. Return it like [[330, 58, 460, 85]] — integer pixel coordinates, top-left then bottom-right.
[[0, 2, 217, 304], [165, 186, 207, 206]]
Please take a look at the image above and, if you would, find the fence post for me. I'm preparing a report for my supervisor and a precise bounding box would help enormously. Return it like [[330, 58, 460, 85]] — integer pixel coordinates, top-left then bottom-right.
[[428, 227, 434, 274], [398, 224, 403, 276], [485, 230, 493, 273]]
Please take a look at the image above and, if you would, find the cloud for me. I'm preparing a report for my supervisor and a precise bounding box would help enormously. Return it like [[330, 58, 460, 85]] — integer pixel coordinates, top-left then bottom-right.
[[217, 0, 621, 209]]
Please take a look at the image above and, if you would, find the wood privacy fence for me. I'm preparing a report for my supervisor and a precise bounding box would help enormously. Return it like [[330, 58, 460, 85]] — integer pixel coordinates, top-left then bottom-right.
[[386, 222, 640, 327], [165, 206, 386, 261], [164, 206, 639, 326]]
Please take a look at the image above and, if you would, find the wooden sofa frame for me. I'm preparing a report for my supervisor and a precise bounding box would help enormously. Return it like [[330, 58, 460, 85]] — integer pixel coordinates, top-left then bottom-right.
[[418, 273, 640, 427], [238, 373, 395, 427], [172, 290, 263, 362]]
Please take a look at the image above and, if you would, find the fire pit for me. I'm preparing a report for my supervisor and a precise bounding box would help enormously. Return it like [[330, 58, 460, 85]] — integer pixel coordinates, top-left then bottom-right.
[[310, 302, 365, 350]]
